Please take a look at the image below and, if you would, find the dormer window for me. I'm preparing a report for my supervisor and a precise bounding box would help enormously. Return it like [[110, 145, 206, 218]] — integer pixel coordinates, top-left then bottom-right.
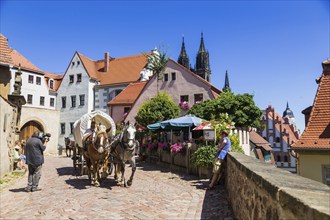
[[49, 79, 54, 89], [72, 62, 75, 67]]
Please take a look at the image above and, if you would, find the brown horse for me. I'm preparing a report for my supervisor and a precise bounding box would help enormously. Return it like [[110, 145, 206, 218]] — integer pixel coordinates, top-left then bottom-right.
[[84, 125, 110, 186]]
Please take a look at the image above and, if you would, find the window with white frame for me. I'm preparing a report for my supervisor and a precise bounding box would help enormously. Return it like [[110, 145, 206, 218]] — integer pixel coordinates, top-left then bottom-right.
[[164, 73, 169, 81], [28, 75, 34, 84], [79, 94, 85, 106], [50, 98, 55, 107], [70, 122, 74, 134], [69, 75, 74, 83], [36, 76, 41, 85], [60, 123, 65, 134], [77, 74, 82, 82], [49, 79, 54, 89], [194, 94, 203, 103], [40, 96, 45, 106], [27, 94, 33, 104], [61, 97, 66, 108], [71, 95, 76, 108], [171, 72, 176, 81]]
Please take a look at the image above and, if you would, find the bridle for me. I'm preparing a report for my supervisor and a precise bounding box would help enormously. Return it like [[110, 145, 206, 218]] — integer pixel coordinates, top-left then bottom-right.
[[88, 131, 108, 154], [120, 124, 136, 151]]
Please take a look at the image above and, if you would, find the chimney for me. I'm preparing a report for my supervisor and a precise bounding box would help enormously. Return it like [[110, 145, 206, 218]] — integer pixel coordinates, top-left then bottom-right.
[[104, 52, 109, 72]]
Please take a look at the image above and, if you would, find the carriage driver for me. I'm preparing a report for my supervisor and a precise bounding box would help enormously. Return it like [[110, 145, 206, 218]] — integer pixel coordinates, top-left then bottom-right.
[[83, 118, 98, 151]]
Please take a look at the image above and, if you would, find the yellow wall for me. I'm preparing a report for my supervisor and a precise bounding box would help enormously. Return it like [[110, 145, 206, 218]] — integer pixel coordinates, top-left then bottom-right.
[[298, 152, 330, 184]]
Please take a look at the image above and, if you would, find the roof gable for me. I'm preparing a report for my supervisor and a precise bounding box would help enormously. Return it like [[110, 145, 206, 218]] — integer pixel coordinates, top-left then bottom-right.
[[293, 59, 330, 150], [168, 58, 222, 95], [77, 52, 147, 85]]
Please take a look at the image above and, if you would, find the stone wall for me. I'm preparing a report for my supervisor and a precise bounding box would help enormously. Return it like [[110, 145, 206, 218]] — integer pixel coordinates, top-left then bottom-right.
[[226, 152, 330, 220], [0, 96, 17, 177]]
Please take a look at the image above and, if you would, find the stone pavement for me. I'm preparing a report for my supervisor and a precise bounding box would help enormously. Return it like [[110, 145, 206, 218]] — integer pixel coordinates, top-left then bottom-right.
[[0, 155, 233, 219]]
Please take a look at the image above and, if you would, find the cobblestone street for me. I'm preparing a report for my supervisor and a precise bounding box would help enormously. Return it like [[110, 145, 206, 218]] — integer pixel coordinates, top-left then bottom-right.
[[0, 155, 233, 219]]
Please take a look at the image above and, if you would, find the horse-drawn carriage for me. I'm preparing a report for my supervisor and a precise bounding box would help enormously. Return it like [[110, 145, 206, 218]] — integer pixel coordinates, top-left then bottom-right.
[[72, 110, 139, 187]]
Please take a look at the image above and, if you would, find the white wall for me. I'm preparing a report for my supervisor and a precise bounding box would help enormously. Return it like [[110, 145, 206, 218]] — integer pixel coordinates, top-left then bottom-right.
[[10, 68, 56, 110], [20, 106, 60, 154], [56, 53, 94, 147], [234, 128, 250, 156]]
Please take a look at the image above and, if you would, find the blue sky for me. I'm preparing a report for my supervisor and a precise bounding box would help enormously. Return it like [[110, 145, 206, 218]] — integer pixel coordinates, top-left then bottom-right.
[[1, 0, 329, 132]]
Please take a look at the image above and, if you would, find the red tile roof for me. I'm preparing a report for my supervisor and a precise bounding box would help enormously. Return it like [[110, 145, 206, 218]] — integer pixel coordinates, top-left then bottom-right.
[[44, 72, 64, 91], [108, 81, 147, 105], [0, 34, 13, 65], [250, 131, 272, 151], [77, 52, 147, 85], [293, 59, 330, 150], [10, 49, 43, 73]]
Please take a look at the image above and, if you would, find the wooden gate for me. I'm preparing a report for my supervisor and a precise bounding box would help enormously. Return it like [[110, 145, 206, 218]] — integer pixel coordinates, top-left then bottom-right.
[[19, 121, 44, 141]]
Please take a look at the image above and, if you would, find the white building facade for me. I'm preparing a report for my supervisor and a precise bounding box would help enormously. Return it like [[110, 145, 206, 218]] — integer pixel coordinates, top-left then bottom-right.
[[56, 52, 97, 148], [260, 105, 299, 173]]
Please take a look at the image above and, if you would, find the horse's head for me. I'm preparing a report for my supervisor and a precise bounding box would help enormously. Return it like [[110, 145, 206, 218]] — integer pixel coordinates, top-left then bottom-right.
[[95, 125, 108, 154], [123, 122, 136, 148]]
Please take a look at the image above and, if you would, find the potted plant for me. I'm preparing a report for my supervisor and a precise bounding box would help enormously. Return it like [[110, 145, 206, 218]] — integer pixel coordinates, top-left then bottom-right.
[[191, 145, 217, 178]]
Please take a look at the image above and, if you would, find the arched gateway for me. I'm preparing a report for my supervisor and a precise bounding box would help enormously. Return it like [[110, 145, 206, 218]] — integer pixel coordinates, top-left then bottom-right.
[[19, 120, 44, 141]]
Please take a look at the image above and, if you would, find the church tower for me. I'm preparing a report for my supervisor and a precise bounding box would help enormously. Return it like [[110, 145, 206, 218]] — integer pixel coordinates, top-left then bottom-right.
[[222, 70, 231, 92], [177, 36, 190, 69], [195, 32, 211, 82]]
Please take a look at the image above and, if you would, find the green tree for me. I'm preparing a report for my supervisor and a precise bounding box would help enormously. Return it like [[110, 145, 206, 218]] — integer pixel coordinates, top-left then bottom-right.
[[135, 92, 180, 127], [188, 91, 262, 128]]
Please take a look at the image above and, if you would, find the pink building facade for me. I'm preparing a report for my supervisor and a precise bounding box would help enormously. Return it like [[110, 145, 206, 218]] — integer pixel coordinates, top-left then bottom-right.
[[121, 59, 221, 124]]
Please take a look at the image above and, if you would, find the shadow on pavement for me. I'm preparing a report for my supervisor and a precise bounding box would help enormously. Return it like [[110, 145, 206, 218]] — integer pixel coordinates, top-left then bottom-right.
[[56, 167, 75, 176], [9, 187, 27, 193], [200, 184, 234, 220], [138, 161, 234, 219]]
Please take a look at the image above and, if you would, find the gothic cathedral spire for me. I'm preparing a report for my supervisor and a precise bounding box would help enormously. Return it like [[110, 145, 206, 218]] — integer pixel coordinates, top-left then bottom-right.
[[223, 70, 231, 92], [195, 32, 211, 82], [177, 36, 190, 69]]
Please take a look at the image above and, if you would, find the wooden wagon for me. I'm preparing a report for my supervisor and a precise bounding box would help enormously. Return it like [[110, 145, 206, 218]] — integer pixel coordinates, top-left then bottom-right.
[[72, 110, 116, 176]]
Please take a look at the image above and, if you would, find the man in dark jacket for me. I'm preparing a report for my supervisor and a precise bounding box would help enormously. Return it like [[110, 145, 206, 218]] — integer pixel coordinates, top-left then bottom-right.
[[25, 131, 48, 192]]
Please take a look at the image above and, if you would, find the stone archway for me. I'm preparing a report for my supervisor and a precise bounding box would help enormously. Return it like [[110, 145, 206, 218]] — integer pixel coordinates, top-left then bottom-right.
[[19, 120, 44, 141]]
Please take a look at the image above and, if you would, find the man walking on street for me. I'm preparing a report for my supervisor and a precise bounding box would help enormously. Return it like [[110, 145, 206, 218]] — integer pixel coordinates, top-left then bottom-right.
[[25, 131, 48, 192]]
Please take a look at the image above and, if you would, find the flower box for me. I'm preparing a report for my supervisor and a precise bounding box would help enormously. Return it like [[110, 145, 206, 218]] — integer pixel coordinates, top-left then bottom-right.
[[178, 101, 189, 111], [160, 150, 171, 164], [173, 153, 187, 168]]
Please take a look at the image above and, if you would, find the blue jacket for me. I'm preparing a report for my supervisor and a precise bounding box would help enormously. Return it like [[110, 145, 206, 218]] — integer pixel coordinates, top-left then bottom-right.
[[217, 137, 231, 160]]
